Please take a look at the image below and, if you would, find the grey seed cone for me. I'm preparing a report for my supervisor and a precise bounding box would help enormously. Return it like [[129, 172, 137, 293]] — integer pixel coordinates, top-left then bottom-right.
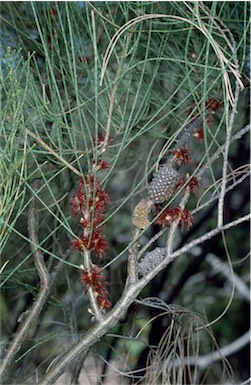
[[138, 247, 165, 276], [148, 165, 180, 204]]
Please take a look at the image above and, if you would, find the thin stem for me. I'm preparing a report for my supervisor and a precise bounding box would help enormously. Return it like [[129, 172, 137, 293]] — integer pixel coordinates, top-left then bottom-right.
[[26, 129, 82, 177], [165, 188, 190, 258], [217, 81, 241, 227], [98, 32, 129, 156], [83, 249, 104, 323]]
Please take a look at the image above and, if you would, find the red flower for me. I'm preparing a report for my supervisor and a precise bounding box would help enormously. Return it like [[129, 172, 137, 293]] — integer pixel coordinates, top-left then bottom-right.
[[96, 296, 112, 310], [205, 98, 222, 112], [155, 207, 193, 230], [71, 156, 112, 311], [71, 229, 108, 256], [92, 159, 111, 172], [82, 175, 111, 208], [70, 194, 83, 216], [94, 190, 111, 210], [172, 148, 192, 165], [70, 178, 86, 216], [155, 207, 180, 227], [178, 208, 193, 230], [81, 265, 104, 287], [81, 265, 112, 310], [80, 211, 105, 229], [84, 174, 102, 197], [89, 229, 108, 256], [70, 175, 110, 217], [176, 176, 200, 195], [71, 236, 87, 252], [194, 129, 204, 142], [97, 132, 105, 146]]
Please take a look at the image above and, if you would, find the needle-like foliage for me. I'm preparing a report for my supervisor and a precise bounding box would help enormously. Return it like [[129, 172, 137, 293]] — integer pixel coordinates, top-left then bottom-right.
[[0, 2, 249, 384]]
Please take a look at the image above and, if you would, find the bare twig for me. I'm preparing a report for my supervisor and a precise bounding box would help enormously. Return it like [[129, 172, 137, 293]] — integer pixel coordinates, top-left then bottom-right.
[[98, 25, 130, 156], [0, 188, 50, 382]]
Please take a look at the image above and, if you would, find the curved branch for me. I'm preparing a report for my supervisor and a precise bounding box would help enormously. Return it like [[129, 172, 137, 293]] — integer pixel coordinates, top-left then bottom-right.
[[0, 190, 50, 382]]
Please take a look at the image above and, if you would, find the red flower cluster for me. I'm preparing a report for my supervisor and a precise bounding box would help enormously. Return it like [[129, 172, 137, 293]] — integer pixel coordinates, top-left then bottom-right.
[[176, 176, 200, 195], [70, 132, 112, 310], [155, 207, 193, 230], [172, 147, 192, 165], [70, 166, 111, 255], [81, 265, 111, 309], [71, 175, 110, 214], [70, 175, 110, 257], [71, 230, 108, 256]]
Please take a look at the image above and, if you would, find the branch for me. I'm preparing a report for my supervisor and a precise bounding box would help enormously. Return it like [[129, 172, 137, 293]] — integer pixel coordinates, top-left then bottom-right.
[[206, 253, 250, 302], [0, 189, 50, 382], [37, 213, 250, 385]]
